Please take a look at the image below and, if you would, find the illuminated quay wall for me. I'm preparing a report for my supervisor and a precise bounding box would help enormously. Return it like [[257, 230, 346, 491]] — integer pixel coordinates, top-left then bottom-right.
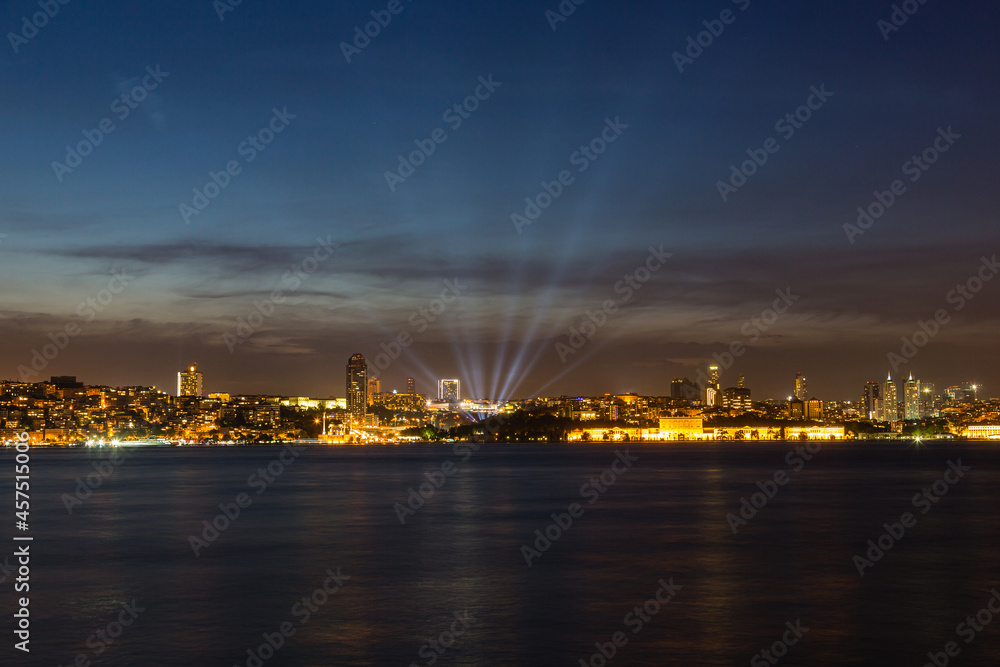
[[566, 427, 644, 442], [961, 424, 1000, 439], [783, 425, 846, 440]]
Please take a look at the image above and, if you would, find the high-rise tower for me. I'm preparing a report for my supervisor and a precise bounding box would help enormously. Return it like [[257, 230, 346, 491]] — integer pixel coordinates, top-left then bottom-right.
[[438, 379, 460, 403], [863, 381, 881, 420], [346, 354, 368, 420], [178, 363, 204, 397], [794, 372, 808, 401], [367, 376, 381, 405], [904, 372, 921, 420], [880, 372, 898, 423], [706, 365, 721, 407]]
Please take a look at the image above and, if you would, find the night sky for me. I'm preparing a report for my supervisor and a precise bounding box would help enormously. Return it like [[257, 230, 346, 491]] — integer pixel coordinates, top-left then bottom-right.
[[2, 0, 999, 401]]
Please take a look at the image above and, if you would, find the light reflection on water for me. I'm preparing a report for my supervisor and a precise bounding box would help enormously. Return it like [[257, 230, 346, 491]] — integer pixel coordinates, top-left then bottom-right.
[[10, 442, 1000, 666]]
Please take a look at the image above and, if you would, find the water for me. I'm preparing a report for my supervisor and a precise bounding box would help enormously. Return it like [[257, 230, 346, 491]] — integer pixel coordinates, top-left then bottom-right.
[[4, 442, 1000, 666]]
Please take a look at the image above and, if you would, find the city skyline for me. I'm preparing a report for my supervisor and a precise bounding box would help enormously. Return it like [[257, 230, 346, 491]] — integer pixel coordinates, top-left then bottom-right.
[[7, 359, 988, 406], [3, 362, 996, 448]]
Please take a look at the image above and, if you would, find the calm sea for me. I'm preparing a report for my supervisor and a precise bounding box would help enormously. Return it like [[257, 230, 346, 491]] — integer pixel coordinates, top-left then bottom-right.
[[3, 442, 999, 666]]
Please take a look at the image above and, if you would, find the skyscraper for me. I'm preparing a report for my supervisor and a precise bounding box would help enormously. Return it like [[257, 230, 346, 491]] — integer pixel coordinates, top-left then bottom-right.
[[880, 372, 898, 423], [920, 382, 936, 417], [904, 373, 921, 420], [961, 382, 979, 402], [705, 365, 721, 407], [863, 381, 881, 420], [346, 354, 367, 420], [367, 376, 381, 405], [406, 377, 416, 394], [177, 363, 204, 397], [794, 372, 808, 401], [438, 379, 460, 403]]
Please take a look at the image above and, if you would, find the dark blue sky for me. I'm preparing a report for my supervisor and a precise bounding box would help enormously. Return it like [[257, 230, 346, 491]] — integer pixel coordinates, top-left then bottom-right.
[[2, 0, 999, 400]]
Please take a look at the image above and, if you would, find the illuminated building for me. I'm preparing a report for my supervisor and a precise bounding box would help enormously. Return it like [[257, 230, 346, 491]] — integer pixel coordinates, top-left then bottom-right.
[[879, 372, 898, 423], [785, 425, 846, 440], [370, 392, 425, 412], [920, 383, 936, 416], [946, 383, 979, 403], [346, 354, 368, 420], [962, 424, 1000, 439], [863, 381, 881, 420], [281, 397, 347, 410], [406, 377, 416, 394], [367, 376, 381, 405], [712, 425, 782, 440], [656, 417, 708, 440], [804, 398, 824, 421], [904, 373, 921, 420], [705, 365, 721, 406], [794, 372, 808, 401], [438, 379, 460, 403], [566, 426, 642, 442], [177, 363, 204, 397], [722, 387, 752, 411], [961, 382, 979, 402]]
